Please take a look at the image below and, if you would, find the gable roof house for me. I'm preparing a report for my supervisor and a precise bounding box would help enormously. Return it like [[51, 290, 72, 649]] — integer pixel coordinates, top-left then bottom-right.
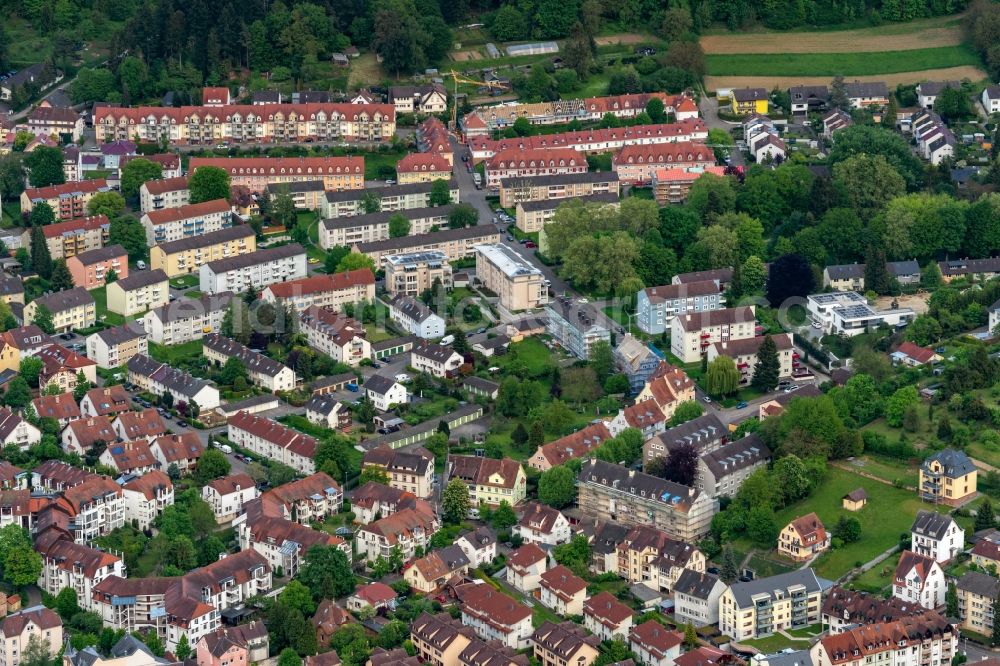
[[149, 433, 205, 475], [0, 409, 41, 451], [538, 564, 589, 616], [778, 513, 829, 562], [514, 502, 571, 547], [506, 543, 549, 594], [456, 526, 498, 568], [529, 422, 612, 472], [454, 582, 534, 649], [583, 591, 635, 641], [628, 620, 683, 666], [29, 393, 80, 428], [672, 569, 726, 628], [112, 408, 167, 442], [126, 354, 221, 411], [61, 416, 116, 455], [893, 550, 945, 610], [447, 455, 526, 507], [910, 510, 964, 563], [99, 440, 158, 475], [404, 544, 472, 593], [531, 622, 600, 666]]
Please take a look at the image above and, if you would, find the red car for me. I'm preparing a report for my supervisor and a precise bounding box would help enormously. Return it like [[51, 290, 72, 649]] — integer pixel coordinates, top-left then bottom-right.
[[525, 241, 537, 248]]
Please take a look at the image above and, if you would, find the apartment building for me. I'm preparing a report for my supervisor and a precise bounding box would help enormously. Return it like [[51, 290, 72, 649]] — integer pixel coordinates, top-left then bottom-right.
[[321, 180, 460, 218], [118, 471, 173, 530], [298, 307, 370, 366], [474, 244, 547, 311], [822, 261, 921, 292], [262, 269, 375, 312], [720, 569, 823, 641], [141, 199, 232, 245], [121, 153, 183, 179], [355, 502, 439, 562], [203, 334, 296, 391], [397, 153, 452, 184], [227, 411, 316, 474], [652, 166, 728, 204], [94, 103, 395, 145], [319, 205, 455, 249], [613, 524, 705, 593], [361, 446, 435, 498], [957, 571, 1000, 639], [499, 171, 620, 208], [454, 582, 533, 649], [29, 103, 84, 140], [456, 527, 497, 568], [384, 251, 453, 297], [807, 291, 915, 337], [707, 334, 794, 386], [910, 511, 965, 563], [189, 156, 365, 192], [529, 423, 612, 472], [893, 550, 945, 610], [515, 193, 619, 234], [545, 298, 610, 360], [25, 288, 96, 333], [584, 591, 634, 641], [20, 180, 110, 219], [613, 142, 715, 185], [919, 448, 977, 505], [202, 473, 259, 522], [636, 280, 724, 335], [262, 472, 342, 523], [58, 475, 126, 542], [532, 622, 599, 666], [614, 336, 661, 396], [20, 214, 110, 261], [106, 270, 170, 317], [447, 455, 526, 507], [577, 459, 717, 542], [200, 243, 307, 295], [350, 482, 416, 525], [139, 176, 190, 214], [670, 306, 757, 363], [262, 180, 326, 212], [388, 294, 446, 339], [141, 291, 235, 345], [150, 225, 256, 278], [810, 615, 955, 666], [411, 342, 464, 378], [354, 226, 500, 268], [696, 434, 771, 498], [405, 545, 471, 593], [67, 245, 128, 290], [34, 529, 125, 612], [126, 353, 221, 410], [86, 324, 148, 369], [484, 148, 587, 189], [410, 612, 482, 666], [35, 344, 97, 393], [672, 570, 725, 628]]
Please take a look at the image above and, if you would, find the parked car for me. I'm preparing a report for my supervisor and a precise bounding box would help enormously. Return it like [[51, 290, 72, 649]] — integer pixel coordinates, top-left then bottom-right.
[[525, 241, 537, 248], [736, 401, 748, 409]]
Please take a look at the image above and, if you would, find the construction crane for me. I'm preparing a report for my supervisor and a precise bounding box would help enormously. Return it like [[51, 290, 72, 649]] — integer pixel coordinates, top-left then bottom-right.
[[449, 70, 505, 129]]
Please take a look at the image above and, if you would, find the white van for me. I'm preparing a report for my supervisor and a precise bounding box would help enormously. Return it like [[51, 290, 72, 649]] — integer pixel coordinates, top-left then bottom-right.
[[136, 260, 147, 270], [440, 334, 455, 346]]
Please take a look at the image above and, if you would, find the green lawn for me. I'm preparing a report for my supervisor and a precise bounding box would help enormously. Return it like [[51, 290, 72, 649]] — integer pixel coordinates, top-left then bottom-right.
[[278, 414, 333, 438], [89, 286, 125, 326], [848, 551, 901, 595], [741, 632, 810, 653], [745, 553, 796, 579], [774, 467, 952, 580], [492, 337, 556, 377], [169, 274, 199, 289], [149, 340, 203, 364], [364, 151, 406, 181], [706, 45, 981, 76], [841, 455, 919, 488], [1, 202, 20, 229]]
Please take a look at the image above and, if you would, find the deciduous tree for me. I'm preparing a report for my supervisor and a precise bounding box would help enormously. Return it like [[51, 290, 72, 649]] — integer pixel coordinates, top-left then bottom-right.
[[188, 166, 231, 204], [538, 465, 576, 508], [442, 479, 471, 524]]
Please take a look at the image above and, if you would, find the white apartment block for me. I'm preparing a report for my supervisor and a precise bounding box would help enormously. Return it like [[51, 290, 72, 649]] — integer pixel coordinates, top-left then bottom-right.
[[199, 244, 308, 295], [670, 306, 757, 363], [227, 412, 316, 475], [141, 292, 234, 345], [139, 176, 189, 215], [202, 473, 260, 522], [141, 199, 231, 245]]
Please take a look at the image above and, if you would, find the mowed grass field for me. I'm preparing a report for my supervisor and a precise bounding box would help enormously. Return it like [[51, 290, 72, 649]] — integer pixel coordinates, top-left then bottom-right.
[[706, 44, 980, 77]]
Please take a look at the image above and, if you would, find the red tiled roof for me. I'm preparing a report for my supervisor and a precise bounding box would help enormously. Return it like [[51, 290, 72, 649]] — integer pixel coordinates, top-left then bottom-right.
[[31, 392, 81, 421], [265, 269, 374, 298], [144, 199, 230, 225], [896, 341, 937, 365], [123, 470, 172, 500], [613, 141, 712, 166], [584, 591, 634, 628], [629, 621, 682, 658], [397, 153, 452, 174], [142, 176, 189, 195], [539, 565, 587, 601], [487, 148, 582, 170], [538, 423, 611, 467], [228, 412, 316, 459], [24, 179, 108, 200], [788, 512, 826, 545], [38, 215, 109, 239], [189, 156, 364, 176]]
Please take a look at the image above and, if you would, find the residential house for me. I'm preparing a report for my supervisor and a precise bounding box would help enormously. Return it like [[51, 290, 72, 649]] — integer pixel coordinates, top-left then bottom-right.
[[539, 565, 588, 616], [203, 334, 296, 391], [411, 343, 464, 378], [80, 385, 131, 417], [983, 86, 1000, 114], [25, 288, 96, 333], [264, 472, 343, 523], [405, 545, 471, 593], [0, 410, 41, 451], [820, 585, 933, 634], [890, 342, 942, 367], [111, 409, 166, 443], [454, 582, 534, 649], [707, 334, 794, 386], [139, 176, 189, 215], [822, 261, 921, 292], [940, 257, 1000, 283], [0, 605, 63, 666], [696, 434, 771, 498], [355, 502, 439, 562], [361, 446, 435, 498], [919, 448, 977, 505], [99, 440, 158, 475], [956, 571, 1000, 638], [299, 308, 371, 367], [513, 502, 571, 546], [730, 88, 768, 115], [917, 81, 960, 109], [577, 459, 718, 542], [447, 455, 526, 507], [350, 482, 417, 525], [545, 299, 610, 360], [807, 291, 915, 337], [201, 473, 259, 522], [456, 527, 498, 568], [29, 393, 80, 428], [20, 215, 110, 261], [66, 245, 128, 290], [463, 376, 500, 401], [751, 133, 786, 163], [670, 306, 756, 363], [126, 354, 221, 410], [226, 411, 316, 475], [789, 85, 829, 114], [389, 85, 448, 114], [364, 375, 409, 412], [346, 582, 399, 613], [810, 616, 956, 666], [149, 433, 205, 475], [515, 192, 619, 233], [910, 511, 964, 563], [636, 281, 724, 336], [36, 345, 97, 393], [150, 226, 256, 279], [583, 591, 634, 641], [383, 251, 453, 298], [86, 324, 148, 369], [614, 336, 661, 395], [141, 292, 234, 345], [61, 416, 116, 455], [636, 363, 696, 422], [199, 244, 308, 295], [673, 570, 725, 628], [305, 394, 350, 430], [28, 102, 83, 141], [120, 470, 173, 530], [893, 550, 945, 610], [312, 601, 351, 647], [628, 621, 682, 666], [499, 171, 620, 209], [474, 244, 548, 311], [388, 295, 446, 339], [531, 622, 599, 666], [718, 569, 824, 640], [106, 270, 170, 317], [261, 269, 375, 312], [778, 513, 830, 562], [822, 108, 853, 138], [642, 413, 727, 468], [20, 180, 110, 220], [56, 475, 126, 541], [239, 509, 347, 577], [409, 612, 475, 666], [843, 82, 889, 108], [507, 543, 548, 593]]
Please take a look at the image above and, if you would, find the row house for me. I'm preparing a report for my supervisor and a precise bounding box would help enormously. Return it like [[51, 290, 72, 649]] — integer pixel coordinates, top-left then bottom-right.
[[29, 393, 80, 428], [499, 171, 620, 209], [612, 142, 714, 185], [321, 180, 460, 219], [387, 294, 446, 339], [227, 411, 316, 474], [106, 270, 170, 317], [354, 225, 500, 269], [126, 354, 221, 410], [99, 440, 157, 476], [141, 291, 235, 345], [203, 334, 297, 391], [513, 502, 571, 546], [86, 323, 149, 369], [19, 214, 109, 261], [112, 408, 167, 443], [61, 416, 117, 454], [911, 110, 956, 165], [577, 458, 718, 542], [636, 280, 724, 336], [139, 176, 189, 215], [0, 490, 30, 529], [361, 446, 435, 499], [319, 205, 455, 249], [384, 251, 453, 298], [20, 180, 110, 220], [199, 243, 308, 295], [670, 306, 757, 364], [538, 565, 588, 616], [468, 119, 708, 161], [261, 268, 375, 312], [30, 460, 96, 491], [189, 156, 364, 192], [120, 153, 182, 179], [150, 225, 256, 279], [454, 582, 534, 650], [298, 307, 371, 367], [447, 455, 526, 507], [355, 502, 439, 562], [531, 621, 599, 666], [120, 470, 174, 530], [25, 287, 96, 334], [150, 433, 205, 475], [238, 512, 347, 577], [810, 614, 955, 666], [822, 586, 935, 634], [34, 528, 125, 612], [615, 524, 705, 593], [822, 260, 920, 292], [94, 103, 396, 145], [141, 199, 232, 245], [201, 473, 259, 523], [484, 148, 586, 190]]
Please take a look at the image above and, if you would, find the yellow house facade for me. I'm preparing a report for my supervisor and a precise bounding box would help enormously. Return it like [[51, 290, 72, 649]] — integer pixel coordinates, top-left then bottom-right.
[[150, 225, 257, 277], [449, 455, 527, 507], [919, 448, 977, 506], [730, 88, 769, 115]]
